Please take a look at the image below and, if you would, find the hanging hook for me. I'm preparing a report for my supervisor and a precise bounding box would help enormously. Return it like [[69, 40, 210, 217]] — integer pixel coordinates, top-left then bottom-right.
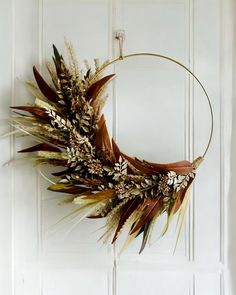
[[115, 30, 125, 60]]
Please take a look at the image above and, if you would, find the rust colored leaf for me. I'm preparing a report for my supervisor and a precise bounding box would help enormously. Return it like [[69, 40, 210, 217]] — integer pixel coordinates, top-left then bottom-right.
[[18, 143, 61, 153], [85, 74, 115, 102], [120, 153, 155, 175], [143, 160, 194, 174], [11, 106, 50, 121], [111, 139, 122, 162], [130, 198, 162, 234], [117, 151, 193, 175], [93, 115, 106, 150], [111, 140, 194, 175], [33, 66, 59, 103], [139, 220, 152, 254], [112, 198, 142, 243], [94, 115, 115, 163]]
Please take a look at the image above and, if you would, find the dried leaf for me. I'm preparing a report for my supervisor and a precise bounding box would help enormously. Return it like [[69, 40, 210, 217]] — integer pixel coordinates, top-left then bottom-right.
[[18, 143, 61, 153], [130, 198, 162, 234], [74, 189, 115, 204], [33, 66, 60, 103], [11, 106, 50, 122], [112, 198, 142, 243], [85, 74, 115, 102], [94, 115, 115, 163], [48, 183, 89, 194], [139, 220, 152, 254], [143, 159, 194, 175]]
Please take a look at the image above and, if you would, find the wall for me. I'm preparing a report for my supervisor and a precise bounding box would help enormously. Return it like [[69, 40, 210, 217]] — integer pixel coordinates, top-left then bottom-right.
[[0, 0, 234, 294]]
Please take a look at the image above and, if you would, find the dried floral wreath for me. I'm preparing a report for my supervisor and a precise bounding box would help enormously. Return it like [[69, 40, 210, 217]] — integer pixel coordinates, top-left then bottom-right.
[[10, 41, 212, 254]]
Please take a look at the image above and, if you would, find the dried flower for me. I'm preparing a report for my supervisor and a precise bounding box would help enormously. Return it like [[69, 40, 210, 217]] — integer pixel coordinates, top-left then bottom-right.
[[87, 159, 104, 177], [158, 174, 170, 196]]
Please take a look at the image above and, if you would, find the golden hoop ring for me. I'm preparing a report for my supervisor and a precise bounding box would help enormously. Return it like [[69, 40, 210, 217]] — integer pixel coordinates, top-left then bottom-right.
[[100, 53, 213, 161]]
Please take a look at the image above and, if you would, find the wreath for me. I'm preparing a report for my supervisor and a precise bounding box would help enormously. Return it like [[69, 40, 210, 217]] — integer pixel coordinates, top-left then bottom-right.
[[11, 41, 205, 253]]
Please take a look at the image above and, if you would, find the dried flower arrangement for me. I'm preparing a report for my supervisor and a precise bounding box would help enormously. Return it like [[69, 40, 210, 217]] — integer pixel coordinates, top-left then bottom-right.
[[10, 41, 204, 254]]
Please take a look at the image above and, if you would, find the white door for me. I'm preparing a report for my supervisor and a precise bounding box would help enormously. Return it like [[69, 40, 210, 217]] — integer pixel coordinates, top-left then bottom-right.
[[0, 0, 234, 294]]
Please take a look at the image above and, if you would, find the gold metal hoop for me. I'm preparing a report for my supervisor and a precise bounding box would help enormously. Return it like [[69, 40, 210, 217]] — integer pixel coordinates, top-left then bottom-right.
[[100, 33, 214, 161]]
